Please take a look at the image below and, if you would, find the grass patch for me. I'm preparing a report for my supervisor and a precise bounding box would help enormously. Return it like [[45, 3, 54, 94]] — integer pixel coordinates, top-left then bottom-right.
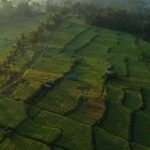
[[32, 54, 76, 74], [33, 110, 93, 150], [50, 23, 88, 49], [133, 111, 150, 147], [12, 80, 41, 101], [16, 119, 61, 144], [100, 102, 131, 139], [0, 133, 49, 150], [64, 28, 97, 55], [0, 98, 26, 128], [123, 90, 143, 111], [37, 79, 82, 114], [95, 127, 130, 150], [12, 69, 61, 101], [132, 142, 150, 150], [107, 85, 124, 104]]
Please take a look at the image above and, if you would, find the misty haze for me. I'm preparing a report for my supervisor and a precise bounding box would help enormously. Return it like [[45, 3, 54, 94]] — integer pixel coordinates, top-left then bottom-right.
[[0, 0, 149, 150]]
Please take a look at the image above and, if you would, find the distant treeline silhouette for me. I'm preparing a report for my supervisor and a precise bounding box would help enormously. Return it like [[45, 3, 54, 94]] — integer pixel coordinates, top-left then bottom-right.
[[73, 3, 150, 41], [0, 0, 57, 18]]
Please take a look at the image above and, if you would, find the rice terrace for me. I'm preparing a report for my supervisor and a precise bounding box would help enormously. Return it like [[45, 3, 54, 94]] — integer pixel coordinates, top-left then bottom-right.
[[0, 0, 150, 150]]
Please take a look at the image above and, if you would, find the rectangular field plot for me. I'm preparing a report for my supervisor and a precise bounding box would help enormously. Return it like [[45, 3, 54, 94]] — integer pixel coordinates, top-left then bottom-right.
[[33, 110, 93, 150], [32, 54, 76, 74], [53, 147, 64, 150], [113, 34, 139, 60], [0, 133, 50, 150], [128, 54, 150, 80], [12, 55, 77, 102], [49, 32, 75, 49], [24, 69, 61, 83], [75, 58, 107, 85], [133, 111, 150, 147], [37, 58, 107, 124], [142, 87, 150, 112], [95, 127, 130, 150], [132, 143, 150, 150], [67, 94, 105, 125], [12, 70, 62, 101], [78, 30, 117, 59], [49, 23, 88, 49], [123, 90, 143, 111], [111, 57, 127, 76], [65, 59, 107, 124], [12, 80, 41, 101], [137, 39, 150, 57], [16, 119, 61, 144], [79, 43, 110, 59], [0, 98, 26, 128], [12, 54, 76, 102], [107, 85, 124, 104], [64, 28, 98, 55], [37, 79, 82, 114], [96, 29, 117, 46], [100, 102, 131, 139]]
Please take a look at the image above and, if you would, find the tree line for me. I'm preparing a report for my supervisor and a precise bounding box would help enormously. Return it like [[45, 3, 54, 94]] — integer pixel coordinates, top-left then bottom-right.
[[72, 3, 150, 41], [0, 0, 54, 18]]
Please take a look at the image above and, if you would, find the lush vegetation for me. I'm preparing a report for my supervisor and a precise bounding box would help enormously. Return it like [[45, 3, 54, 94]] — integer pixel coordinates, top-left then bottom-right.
[[72, 3, 150, 41], [0, 2, 149, 150]]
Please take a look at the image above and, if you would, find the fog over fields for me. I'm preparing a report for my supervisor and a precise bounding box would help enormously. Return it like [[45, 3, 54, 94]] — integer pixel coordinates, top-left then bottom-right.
[[0, 0, 149, 150]]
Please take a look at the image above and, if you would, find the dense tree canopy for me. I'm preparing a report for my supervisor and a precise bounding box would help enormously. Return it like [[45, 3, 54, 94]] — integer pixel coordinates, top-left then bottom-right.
[[72, 2, 150, 41]]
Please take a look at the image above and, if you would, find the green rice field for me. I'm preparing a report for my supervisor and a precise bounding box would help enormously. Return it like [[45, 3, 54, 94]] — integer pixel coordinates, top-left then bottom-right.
[[0, 16, 149, 150]]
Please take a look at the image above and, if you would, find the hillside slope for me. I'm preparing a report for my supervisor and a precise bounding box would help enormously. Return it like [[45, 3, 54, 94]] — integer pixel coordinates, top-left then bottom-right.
[[0, 17, 150, 150]]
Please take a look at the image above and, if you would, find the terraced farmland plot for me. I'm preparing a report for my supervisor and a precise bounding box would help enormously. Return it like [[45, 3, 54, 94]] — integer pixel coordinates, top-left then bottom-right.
[[106, 85, 124, 104], [33, 110, 93, 150], [63, 27, 98, 55], [95, 127, 130, 150], [142, 87, 150, 112], [123, 90, 143, 111], [100, 102, 132, 139], [132, 111, 150, 147], [12, 54, 76, 101], [66, 58, 107, 124], [79, 29, 117, 59], [0, 133, 50, 150], [137, 39, 150, 70], [12, 66, 72, 101], [37, 78, 83, 114], [132, 143, 150, 150], [32, 54, 76, 74], [0, 16, 150, 150], [0, 98, 27, 128], [10, 18, 89, 102], [37, 58, 107, 124], [49, 20, 89, 50], [16, 119, 61, 144], [36, 28, 111, 124]]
